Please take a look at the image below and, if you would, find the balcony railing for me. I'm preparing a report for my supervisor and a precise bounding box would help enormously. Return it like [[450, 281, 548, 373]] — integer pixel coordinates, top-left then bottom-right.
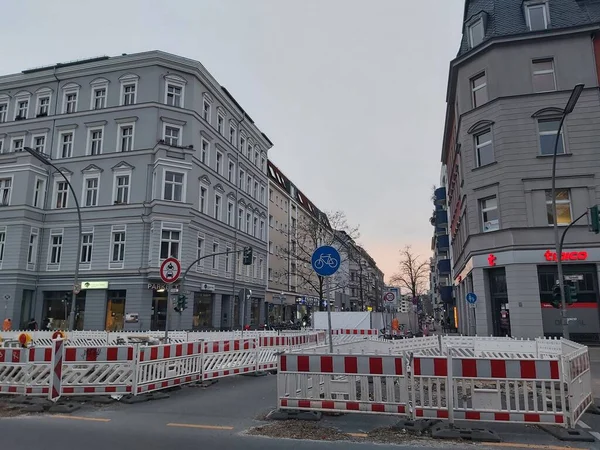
[[436, 234, 449, 250], [435, 210, 448, 226], [440, 285, 453, 302], [434, 187, 446, 204], [437, 258, 451, 274]]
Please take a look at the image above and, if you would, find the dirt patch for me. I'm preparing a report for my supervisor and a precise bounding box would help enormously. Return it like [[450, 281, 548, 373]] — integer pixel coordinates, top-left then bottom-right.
[[247, 420, 352, 441]]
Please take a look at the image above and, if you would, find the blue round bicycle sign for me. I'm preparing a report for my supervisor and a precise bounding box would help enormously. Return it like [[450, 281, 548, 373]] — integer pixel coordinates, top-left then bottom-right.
[[466, 292, 477, 304], [311, 246, 341, 277]]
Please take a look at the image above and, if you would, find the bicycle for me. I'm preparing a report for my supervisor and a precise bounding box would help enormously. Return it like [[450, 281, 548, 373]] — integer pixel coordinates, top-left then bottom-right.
[[314, 254, 338, 270]]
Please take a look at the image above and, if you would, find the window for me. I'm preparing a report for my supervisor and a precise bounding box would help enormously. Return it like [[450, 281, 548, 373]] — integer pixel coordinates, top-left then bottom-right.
[[538, 119, 564, 156], [0, 229, 5, 265], [268, 268, 273, 281], [247, 143, 252, 160], [196, 236, 204, 272], [0, 178, 11, 205], [200, 139, 209, 165], [163, 171, 184, 202], [471, 72, 488, 108], [49, 233, 63, 265], [212, 242, 219, 269], [55, 180, 69, 209], [37, 96, 50, 116], [121, 82, 137, 106], [239, 169, 246, 190], [532, 59, 555, 92], [199, 185, 208, 213], [269, 189, 273, 201], [259, 258, 264, 279], [253, 217, 258, 237], [64, 92, 78, 114], [238, 207, 244, 231], [114, 173, 130, 204], [260, 220, 265, 240], [225, 246, 232, 272], [240, 136, 246, 153], [247, 175, 252, 195], [260, 186, 265, 204], [546, 189, 572, 226], [0, 103, 7, 123], [164, 125, 181, 146], [202, 99, 211, 122], [468, 18, 485, 48], [33, 178, 45, 208], [81, 233, 93, 265], [475, 129, 494, 167], [59, 132, 74, 158], [88, 128, 103, 155], [83, 176, 99, 207], [269, 215, 273, 227], [27, 229, 38, 268], [111, 230, 126, 263], [214, 194, 222, 220], [32, 135, 46, 154], [253, 256, 258, 278], [229, 124, 236, 144], [254, 150, 259, 166], [16, 99, 29, 119], [481, 196, 499, 232], [11, 138, 24, 153], [227, 201, 234, 226], [261, 155, 266, 173], [118, 124, 134, 151], [526, 2, 548, 31], [253, 181, 259, 199], [228, 160, 235, 183], [217, 113, 224, 135], [269, 241, 273, 254], [215, 151, 223, 175], [166, 84, 183, 107], [92, 87, 107, 109], [160, 229, 181, 259], [246, 212, 251, 233]]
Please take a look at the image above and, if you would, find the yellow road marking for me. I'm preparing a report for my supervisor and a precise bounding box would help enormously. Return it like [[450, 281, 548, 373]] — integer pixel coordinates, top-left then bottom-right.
[[167, 423, 234, 430], [50, 415, 110, 423], [348, 432, 368, 438], [483, 442, 581, 450]]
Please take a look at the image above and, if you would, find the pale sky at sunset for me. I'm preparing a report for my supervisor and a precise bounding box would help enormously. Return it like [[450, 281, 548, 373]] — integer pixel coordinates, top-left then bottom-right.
[[3, 0, 465, 281]]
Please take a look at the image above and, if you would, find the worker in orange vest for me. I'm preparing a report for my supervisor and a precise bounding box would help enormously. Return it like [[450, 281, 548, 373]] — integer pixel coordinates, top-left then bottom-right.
[[391, 317, 399, 336], [2, 318, 12, 331]]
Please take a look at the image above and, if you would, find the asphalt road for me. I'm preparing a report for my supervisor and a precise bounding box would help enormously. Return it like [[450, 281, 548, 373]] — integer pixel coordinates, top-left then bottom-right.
[[0, 372, 598, 449]]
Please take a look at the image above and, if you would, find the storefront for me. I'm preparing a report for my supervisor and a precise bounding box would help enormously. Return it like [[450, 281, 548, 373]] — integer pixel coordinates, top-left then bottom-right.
[[265, 292, 297, 324], [454, 247, 600, 341], [193, 292, 212, 329], [42, 291, 86, 330]]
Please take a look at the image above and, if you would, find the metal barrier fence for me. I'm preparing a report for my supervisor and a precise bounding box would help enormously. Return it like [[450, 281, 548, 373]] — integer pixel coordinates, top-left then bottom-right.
[[277, 335, 593, 429]]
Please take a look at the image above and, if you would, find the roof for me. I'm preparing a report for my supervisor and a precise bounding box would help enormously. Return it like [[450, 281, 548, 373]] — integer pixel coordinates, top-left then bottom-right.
[[458, 0, 600, 56]]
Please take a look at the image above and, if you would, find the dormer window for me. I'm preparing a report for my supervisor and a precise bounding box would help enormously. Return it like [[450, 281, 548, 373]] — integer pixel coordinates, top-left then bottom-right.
[[468, 18, 485, 48], [525, 2, 549, 31]]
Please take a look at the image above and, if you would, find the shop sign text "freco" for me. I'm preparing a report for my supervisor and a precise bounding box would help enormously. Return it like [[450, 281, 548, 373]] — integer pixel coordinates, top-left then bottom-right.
[[544, 250, 588, 262]]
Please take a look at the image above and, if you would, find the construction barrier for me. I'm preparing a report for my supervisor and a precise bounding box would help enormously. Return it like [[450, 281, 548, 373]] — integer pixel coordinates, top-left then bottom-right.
[[277, 335, 593, 429]]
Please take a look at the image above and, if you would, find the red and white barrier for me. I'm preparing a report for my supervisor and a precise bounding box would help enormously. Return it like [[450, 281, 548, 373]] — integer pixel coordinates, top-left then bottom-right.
[[202, 338, 257, 381]]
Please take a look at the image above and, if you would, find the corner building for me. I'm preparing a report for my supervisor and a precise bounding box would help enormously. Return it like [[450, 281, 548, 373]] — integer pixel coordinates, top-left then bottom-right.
[[0, 51, 271, 330], [443, 0, 600, 340]]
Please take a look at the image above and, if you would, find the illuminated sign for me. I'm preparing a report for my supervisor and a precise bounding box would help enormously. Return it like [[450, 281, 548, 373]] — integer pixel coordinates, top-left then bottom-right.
[[487, 254, 497, 266], [544, 250, 588, 262]]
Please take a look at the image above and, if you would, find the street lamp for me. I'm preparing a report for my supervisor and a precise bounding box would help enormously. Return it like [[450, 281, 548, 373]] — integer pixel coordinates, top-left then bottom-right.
[[24, 147, 82, 331], [550, 84, 584, 339]]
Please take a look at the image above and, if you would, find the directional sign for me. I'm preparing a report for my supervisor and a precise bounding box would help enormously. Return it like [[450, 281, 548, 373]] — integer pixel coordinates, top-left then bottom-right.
[[466, 292, 477, 304], [160, 257, 181, 284], [311, 246, 341, 277]]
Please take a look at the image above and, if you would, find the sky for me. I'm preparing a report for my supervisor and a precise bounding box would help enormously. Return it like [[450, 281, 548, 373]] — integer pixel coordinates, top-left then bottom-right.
[[2, 0, 464, 282]]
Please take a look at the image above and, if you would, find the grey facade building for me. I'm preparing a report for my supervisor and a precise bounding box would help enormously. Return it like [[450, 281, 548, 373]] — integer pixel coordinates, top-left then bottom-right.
[[442, 0, 600, 340], [0, 51, 271, 331]]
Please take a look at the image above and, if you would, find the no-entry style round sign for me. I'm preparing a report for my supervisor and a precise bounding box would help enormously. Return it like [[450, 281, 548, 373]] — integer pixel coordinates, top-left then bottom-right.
[[160, 257, 181, 284]]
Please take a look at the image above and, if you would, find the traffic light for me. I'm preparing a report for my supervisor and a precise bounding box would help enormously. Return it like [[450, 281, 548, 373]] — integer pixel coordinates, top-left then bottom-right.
[[243, 246, 253, 265], [552, 284, 561, 309], [174, 295, 188, 313], [589, 205, 600, 234], [565, 280, 578, 305]]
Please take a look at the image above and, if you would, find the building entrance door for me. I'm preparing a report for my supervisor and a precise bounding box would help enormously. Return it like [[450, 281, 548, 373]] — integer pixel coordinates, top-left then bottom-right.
[[151, 292, 167, 331], [488, 268, 511, 337]]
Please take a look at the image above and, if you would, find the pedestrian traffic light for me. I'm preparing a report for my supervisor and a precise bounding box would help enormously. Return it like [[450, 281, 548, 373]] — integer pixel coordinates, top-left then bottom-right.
[[243, 246, 253, 265], [552, 284, 561, 309], [589, 205, 600, 234]]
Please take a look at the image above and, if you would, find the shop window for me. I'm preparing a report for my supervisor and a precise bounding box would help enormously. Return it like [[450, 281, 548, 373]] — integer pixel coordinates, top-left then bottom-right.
[[193, 292, 213, 328], [250, 298, 261, 326], [106, 290, 126, 331], [538, 264, 599, 306], [42, 291, 86, 331]]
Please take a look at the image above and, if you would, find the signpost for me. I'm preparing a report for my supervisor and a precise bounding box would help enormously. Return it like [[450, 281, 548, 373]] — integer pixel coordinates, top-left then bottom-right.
[[311, 245, 341, 353], [466, 292, 477, 336], [466, 292, 477, 307], [160, 257, 181, 341], [239, 288, 252, 339]]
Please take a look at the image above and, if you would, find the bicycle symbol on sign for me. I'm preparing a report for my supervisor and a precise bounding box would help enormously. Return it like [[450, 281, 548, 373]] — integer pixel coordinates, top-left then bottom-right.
[[314, 254, 339, 270]]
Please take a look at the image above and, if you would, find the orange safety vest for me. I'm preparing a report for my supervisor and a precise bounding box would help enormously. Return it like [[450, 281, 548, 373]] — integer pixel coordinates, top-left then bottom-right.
[[391, 318, 399, 331]]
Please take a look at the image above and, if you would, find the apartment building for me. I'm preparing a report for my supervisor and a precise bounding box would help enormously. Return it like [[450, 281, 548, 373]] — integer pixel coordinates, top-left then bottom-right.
[[441, 0, 600, 340], [0, 51, 271, 330]]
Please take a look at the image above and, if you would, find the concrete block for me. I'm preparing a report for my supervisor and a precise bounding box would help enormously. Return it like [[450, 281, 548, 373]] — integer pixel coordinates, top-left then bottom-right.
[[120, 394, 150, 404], [266, 409, 322, 421], [394, 418, 439, 433], [48, 403, 81, 414], [431, 423, 501, 442], [539, 425, 595, 442]]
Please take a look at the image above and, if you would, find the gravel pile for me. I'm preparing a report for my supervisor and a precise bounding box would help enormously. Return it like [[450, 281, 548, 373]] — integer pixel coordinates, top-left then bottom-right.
[[247, 420, 352, 441]]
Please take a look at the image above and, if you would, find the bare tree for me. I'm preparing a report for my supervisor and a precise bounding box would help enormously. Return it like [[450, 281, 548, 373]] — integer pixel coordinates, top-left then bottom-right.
[[390, 245, 429, 299], [277, 210, 359, 310]]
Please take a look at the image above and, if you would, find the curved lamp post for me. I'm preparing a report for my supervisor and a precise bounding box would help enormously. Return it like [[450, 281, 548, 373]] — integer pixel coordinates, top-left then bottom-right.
[[24, 147, 82, 331]]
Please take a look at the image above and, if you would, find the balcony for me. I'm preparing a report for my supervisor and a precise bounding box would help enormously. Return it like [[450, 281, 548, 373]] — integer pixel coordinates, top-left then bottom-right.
[[440, 285, 453, 303], [437, 258, 451, 275], [435, 225, 447, 236], [436, 234, 449, 250], [435, 210, 448, 226], [434, 187, 446, 205]]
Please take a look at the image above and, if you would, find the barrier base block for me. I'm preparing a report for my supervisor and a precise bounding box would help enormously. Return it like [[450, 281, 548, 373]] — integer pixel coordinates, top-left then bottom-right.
[[586, 402, 600, 415], [431, 423, 501, 442], [243, 371, 268, 377], [266, 409, 322, 421], [539, 425, 595, 442], [48, 403, 81, 414], [394, 419, 439, 433]]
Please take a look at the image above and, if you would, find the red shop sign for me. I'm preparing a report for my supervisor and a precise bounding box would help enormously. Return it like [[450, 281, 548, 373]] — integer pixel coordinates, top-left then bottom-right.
[[544, 250, 588, 262]]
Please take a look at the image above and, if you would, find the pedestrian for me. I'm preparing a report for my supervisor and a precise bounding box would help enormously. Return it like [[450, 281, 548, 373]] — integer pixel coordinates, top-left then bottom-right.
[[26, 318, 37, 331]]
